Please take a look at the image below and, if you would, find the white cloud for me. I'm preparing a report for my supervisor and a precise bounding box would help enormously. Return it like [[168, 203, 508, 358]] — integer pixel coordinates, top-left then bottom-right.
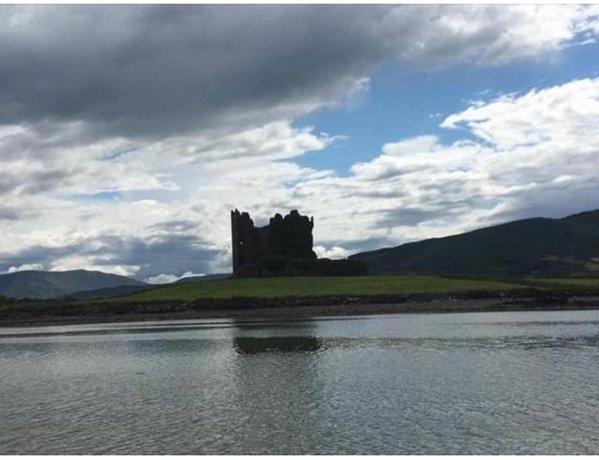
[[143, 121, 334, 164], [48, 259, 141, 278], [145, 271, 205, 285], [313, 245, 351, 260], [441, 78, 599, 150], [388, 5, 599, 68], [5, 263, 44, 274]]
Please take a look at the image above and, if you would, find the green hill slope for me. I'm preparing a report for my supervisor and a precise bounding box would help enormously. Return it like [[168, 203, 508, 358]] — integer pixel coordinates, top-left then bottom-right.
[[350, 210, 599, 276], [0, 270, 147, 299]]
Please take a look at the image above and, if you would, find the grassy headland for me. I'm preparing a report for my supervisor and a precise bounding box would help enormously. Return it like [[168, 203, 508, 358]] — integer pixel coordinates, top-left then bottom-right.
[[1, 274, 599, 327], [113, 275, 526, 302]]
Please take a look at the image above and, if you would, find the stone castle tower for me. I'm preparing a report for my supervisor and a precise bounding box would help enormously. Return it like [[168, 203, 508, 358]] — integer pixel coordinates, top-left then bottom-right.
[[231, 209, 316, 276]]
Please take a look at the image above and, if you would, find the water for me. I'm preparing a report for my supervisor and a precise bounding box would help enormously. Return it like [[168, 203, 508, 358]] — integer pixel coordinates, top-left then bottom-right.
[[1, 309, 599, 454]]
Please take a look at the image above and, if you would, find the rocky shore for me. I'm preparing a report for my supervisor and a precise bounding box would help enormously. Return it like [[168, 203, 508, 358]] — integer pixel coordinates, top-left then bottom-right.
[[1, 288, 599, 328]]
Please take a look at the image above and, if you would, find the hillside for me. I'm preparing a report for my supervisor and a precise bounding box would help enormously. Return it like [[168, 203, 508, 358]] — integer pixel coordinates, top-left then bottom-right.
[[0, 270, 147, 299], [350, 210, 599, 276]]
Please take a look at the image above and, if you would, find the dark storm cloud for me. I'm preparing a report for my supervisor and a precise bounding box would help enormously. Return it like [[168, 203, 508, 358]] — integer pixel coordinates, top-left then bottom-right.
[[0, 244, 75, 269], [0, 207, 21, 221], [486, 177, 599, 225], [1, 5, 592, 142], [375, 208, 448, 228], [19, 169, 75, 195], [0, 232, 225, 279], [372, 199, 492, 229], [0, 176, 19, 195], [0, 5, 393, 139], [0, 167, 76, 197], [149, 219, 200, 233], [319, 236, 399, 256], [1, 5, 594, 143], [89, 234, 225, 279]]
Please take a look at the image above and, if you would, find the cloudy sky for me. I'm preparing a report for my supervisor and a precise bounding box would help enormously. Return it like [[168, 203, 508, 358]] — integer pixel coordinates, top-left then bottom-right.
[[1, 4, 599, 282]]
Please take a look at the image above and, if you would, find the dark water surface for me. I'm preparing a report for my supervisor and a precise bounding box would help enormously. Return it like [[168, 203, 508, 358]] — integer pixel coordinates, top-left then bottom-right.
[[1, 309, 599, 454]]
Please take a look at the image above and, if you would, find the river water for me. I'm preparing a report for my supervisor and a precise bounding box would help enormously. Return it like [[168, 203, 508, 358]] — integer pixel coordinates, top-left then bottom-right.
[[1, 309, 599, 454]]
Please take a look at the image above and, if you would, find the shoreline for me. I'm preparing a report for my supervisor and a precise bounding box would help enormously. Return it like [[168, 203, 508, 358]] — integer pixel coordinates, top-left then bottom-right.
[[2, 292, 599, 328]]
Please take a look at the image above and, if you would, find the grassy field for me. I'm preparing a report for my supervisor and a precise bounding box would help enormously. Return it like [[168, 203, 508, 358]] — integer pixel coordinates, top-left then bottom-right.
[[3, 275, 599, 327], [114, 275, 528, 302]]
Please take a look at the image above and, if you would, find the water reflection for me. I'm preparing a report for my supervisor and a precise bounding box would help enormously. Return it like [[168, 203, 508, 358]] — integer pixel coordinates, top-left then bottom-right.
[[234, 336, 321, 354], [227, 320, 330, 454], [2, 311, 599, 454]]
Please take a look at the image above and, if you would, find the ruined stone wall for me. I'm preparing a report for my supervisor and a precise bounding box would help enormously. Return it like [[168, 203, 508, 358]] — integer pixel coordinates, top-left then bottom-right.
[[231, 209, 368, 276], [230, 209, 315, 276]]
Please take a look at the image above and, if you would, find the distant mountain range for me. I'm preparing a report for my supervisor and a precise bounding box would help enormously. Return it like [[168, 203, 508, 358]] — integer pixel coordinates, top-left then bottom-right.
[[0, 270, 233, 300], [0, 270, 148, 299], [350, 210, 599, 277]]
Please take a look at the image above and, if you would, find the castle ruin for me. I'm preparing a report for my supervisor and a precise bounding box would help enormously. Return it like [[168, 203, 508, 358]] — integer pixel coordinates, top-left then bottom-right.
[[231, 209, 368, 277]]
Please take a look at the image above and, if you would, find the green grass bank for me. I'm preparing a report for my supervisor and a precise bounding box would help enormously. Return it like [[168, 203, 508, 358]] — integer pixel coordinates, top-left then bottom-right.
[[115, 275, 532, 302], [2, 274, 599, 327]]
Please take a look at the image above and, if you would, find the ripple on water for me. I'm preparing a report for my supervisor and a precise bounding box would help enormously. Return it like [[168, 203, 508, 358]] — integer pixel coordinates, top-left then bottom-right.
[[1, 309, 599, 454]]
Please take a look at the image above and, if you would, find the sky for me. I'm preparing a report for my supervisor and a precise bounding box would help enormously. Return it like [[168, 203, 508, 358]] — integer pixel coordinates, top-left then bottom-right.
[[1, 4, 599, 283]]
